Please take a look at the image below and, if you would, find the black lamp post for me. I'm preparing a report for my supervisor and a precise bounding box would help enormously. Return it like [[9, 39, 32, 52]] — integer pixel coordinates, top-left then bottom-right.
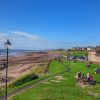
[[67, 49, 71, 72], [4, 39, 11, 100]]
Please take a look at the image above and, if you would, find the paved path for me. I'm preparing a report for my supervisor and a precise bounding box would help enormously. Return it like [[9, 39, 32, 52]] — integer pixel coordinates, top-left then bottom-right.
[[0, 71, 66, 100]]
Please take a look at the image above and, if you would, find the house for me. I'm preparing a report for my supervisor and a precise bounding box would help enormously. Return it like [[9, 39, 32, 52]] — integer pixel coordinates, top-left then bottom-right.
[[88, 46, 100, 64], [87, 46, 95, 51]]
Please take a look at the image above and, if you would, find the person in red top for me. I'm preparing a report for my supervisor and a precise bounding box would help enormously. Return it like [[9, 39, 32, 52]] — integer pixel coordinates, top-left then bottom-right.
[[89, 75, 93, 81]]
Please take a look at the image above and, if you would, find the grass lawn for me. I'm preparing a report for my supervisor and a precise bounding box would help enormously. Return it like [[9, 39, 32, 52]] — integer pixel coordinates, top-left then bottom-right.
[[71, 51, 88, 56], [10, 61, 100, 100]]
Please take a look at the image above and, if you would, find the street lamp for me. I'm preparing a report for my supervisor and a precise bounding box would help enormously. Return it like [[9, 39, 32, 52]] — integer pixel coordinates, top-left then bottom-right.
[[67, 49, 71, 72], [4, 39, 11, 100]]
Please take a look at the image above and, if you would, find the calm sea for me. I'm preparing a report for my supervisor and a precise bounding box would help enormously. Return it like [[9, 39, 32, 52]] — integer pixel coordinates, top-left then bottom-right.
[[0, 50, 43, 57]]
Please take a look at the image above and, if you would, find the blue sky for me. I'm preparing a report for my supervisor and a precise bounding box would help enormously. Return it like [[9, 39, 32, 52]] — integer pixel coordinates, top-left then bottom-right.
[[0, 0, 100, 49]]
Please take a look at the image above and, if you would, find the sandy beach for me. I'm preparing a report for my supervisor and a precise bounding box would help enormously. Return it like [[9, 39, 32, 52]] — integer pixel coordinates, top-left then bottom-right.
[[0, 51, 61, 87]]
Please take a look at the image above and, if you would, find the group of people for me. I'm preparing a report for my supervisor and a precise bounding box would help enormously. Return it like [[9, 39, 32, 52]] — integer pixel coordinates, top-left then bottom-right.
[[74, 72, 95, 85]]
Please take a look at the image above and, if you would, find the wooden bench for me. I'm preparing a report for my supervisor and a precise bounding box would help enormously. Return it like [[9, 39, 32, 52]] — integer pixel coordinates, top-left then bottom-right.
[[95, 68, 100, 74]]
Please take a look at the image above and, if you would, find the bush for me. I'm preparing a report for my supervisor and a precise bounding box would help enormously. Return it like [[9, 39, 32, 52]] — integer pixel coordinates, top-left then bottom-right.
[[13, 74, 39, 87]]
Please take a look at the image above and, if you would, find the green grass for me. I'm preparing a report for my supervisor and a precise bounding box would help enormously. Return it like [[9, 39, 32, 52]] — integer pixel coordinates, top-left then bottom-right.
[[49, 60, 66, 74], [0, 73, 51, 96], [71, 51, 88, 56], [10, 61, 100, 100]]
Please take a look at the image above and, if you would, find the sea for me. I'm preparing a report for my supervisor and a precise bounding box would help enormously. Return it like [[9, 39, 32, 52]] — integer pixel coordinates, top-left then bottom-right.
[[0, 49, 45, 57]]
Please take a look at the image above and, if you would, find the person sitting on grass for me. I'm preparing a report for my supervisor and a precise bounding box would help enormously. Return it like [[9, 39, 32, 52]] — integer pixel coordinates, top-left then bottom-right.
[[87, 73, 93, 82], [78, 72, 82, 80], [87, 73, 90, 82], [75, 72, 96, 86], [74, 72, 82, 81], [74, 72, 88, 85], [86, 73, 96, 85], [81, 74, 87, 84]]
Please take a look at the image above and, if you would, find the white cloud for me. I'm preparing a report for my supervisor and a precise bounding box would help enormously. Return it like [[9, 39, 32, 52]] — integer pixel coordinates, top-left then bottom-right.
[[0, 33, 9, 42], [11, 31, 40, 40], [0, 31, 42, 49], [0, 31, 93, 50]]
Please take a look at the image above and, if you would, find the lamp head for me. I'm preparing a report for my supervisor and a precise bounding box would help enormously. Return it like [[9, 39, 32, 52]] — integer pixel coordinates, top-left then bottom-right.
[[4, 39, 11, 49]]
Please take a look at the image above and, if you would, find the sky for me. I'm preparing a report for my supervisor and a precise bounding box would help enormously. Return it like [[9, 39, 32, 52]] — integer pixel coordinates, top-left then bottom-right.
[[0, 0, 100, 50]]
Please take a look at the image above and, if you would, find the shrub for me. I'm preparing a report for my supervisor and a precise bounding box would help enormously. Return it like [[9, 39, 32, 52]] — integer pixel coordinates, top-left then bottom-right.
[[12, 74, 39, 87]]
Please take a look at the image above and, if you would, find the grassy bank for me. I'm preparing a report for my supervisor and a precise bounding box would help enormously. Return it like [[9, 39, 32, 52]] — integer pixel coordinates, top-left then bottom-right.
[[0, 63, 49, 97]]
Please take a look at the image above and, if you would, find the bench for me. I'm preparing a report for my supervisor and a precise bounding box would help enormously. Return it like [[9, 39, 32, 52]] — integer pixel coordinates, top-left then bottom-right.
[[88, 80, 96, 86], [94, 68, 100, 74]]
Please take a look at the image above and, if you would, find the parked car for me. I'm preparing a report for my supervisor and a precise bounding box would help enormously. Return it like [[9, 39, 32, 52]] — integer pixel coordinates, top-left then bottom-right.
[[67, 56, 87, 61]]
